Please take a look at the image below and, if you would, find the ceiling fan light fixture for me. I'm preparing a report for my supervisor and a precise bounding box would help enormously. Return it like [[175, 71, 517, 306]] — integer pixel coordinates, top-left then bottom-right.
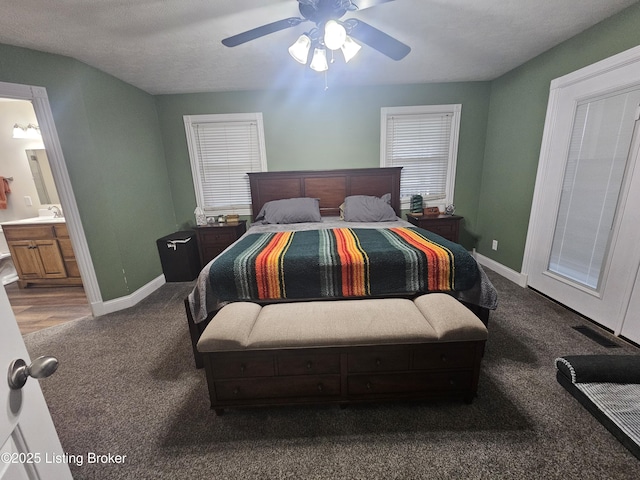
[[341, 35, 361, 62], [309, 48, 329, 72], [324, 20, 347, 50], [288, 34, 311, 64]]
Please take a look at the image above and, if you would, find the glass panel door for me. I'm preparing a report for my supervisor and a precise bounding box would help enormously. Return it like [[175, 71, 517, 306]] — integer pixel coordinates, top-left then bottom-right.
[[548, 88, 640, 290]]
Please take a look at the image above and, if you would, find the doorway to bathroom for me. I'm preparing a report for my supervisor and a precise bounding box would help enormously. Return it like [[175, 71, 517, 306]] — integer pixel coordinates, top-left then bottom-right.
[[0, 94, 92, 334]]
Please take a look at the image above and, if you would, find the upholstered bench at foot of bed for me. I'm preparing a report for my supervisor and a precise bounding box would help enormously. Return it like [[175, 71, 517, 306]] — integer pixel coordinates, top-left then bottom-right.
[[197, 294, 488, 415]]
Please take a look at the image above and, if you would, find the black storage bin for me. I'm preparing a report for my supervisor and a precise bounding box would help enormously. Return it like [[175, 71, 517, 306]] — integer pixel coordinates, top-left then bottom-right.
[[156, 230, 200, 282]]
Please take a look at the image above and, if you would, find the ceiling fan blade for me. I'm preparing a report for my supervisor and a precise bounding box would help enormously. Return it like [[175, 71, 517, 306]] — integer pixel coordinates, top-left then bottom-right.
[[351, 0, 395, 11], [222, 17, 305, 47], [348, 19, 410, 60]]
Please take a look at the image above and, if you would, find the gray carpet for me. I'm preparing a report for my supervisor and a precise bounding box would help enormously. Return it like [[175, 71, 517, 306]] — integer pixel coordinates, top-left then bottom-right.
[[24, 269, 640, 479]]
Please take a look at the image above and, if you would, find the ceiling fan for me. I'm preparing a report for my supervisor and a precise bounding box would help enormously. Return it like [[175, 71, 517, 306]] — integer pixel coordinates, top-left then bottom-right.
[[221, 0, 411, 71]]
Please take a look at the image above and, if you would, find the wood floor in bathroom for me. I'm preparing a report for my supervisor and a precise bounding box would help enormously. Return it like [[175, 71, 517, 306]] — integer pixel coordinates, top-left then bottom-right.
[[5, 283, 92, 335]]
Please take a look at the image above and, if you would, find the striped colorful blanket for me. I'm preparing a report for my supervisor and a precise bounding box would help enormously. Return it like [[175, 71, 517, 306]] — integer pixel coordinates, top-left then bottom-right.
[[209, 227, 479, 301]]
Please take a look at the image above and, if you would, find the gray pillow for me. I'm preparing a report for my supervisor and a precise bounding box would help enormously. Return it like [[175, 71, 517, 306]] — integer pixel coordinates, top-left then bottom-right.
[[343, 193, 397, 222], [255, 197, 322, 224]]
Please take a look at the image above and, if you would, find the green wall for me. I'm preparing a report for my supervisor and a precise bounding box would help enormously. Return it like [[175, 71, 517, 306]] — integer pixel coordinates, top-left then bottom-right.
[[157, 82, 491, 248], [478, 2, 640, 271], [0, 44, 176, 300], [1, 1, 640, 304]]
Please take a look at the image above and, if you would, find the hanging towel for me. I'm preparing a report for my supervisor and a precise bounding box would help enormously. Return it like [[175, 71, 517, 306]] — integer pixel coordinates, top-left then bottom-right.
[[0, 177, 10, 209]]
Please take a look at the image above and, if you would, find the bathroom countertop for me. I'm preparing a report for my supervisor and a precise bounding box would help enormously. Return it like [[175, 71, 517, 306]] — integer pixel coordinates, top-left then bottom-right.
[[0, 216, 66, 226]]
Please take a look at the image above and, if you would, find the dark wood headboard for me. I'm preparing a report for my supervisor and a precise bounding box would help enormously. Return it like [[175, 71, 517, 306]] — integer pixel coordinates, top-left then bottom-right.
[[248, 167, 402, 220]]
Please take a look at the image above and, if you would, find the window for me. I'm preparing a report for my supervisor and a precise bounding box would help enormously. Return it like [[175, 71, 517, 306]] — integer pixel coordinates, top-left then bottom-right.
[[184, 113, 267, 215], [380, 104, 461, 208]]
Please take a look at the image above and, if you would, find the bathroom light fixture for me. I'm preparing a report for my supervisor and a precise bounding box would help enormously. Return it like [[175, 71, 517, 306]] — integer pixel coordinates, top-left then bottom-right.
[[12, 123, 41, 139]]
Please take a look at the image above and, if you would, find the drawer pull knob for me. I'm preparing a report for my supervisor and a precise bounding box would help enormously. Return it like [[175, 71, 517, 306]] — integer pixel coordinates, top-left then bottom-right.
[[441, 354, 447, 362], [449, 379, 455, 386], [306, 361, 313, 370], [366, 382, 372, 390], [233, 387, 240, 395], [375, 358, 382, 366], [317, 383, 323, 391], [239, 364, 246, 373]]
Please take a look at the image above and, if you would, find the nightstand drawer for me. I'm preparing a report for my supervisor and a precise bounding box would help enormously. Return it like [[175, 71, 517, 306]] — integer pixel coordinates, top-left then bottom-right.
[[199, 230, 236, 246], [195, 221, 247, 266], [406, 214, 462, 243], [429, 223, 455, 238]]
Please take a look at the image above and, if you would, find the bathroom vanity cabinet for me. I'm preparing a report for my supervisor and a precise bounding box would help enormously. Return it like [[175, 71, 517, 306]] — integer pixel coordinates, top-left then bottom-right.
[[2, 222, 82, 288]]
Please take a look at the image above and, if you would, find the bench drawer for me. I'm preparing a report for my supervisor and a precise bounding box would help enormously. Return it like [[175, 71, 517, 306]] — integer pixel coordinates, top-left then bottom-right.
[[215, 375, 341, 401], [277, 352, 340, 375], [211, 354, 274, 379], [348, 371, 473, 395], [348, 347, 410, 373], [413, 343, 479, 370]]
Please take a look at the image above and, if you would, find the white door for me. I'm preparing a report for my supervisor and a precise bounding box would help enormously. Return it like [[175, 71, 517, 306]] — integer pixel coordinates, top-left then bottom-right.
[[621, 267, 640, 343], [619, 140, 640, 344], [0, 286, 72, 480], [524, 47, 640, 334]]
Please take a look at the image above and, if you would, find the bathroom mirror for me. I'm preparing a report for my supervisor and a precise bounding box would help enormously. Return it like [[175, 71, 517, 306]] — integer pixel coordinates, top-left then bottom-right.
[[25, 149, 59, 205]]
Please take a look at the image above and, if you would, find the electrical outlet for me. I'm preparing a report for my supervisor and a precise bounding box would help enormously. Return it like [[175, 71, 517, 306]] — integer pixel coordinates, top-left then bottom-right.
[[24, 195, 32, 206], [492, 240, 498, 251]]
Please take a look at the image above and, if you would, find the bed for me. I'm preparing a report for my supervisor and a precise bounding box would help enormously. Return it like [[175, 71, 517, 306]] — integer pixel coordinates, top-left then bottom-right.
[[186, 167, 498, 367]]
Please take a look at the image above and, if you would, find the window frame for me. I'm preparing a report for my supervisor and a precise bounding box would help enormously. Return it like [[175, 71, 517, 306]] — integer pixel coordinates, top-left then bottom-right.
[[380, 104, 461, 209], [184, 112, 268, 216]]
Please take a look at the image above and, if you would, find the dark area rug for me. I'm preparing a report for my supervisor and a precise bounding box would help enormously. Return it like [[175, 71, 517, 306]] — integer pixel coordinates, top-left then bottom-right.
[[24, 269, 640, 479]]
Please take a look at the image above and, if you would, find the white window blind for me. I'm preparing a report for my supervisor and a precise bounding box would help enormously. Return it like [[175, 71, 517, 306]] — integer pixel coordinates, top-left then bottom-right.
[[381, 105, 461, 207], [184, 113, 267, 215], [548, 89, 640, 288]]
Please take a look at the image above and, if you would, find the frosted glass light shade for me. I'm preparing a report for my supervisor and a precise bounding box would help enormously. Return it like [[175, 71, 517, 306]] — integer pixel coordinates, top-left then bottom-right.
[[324, 20, 347, 50], [12, 124, 26, 139], [26, 124, 41, 139], [288, 34, 311, 64], [309, 48, 329, 72], [341, 36, 361, 62]]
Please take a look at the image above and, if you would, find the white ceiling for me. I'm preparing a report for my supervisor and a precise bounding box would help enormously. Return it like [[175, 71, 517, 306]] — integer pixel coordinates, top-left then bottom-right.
[[0, 0, 637, 95]]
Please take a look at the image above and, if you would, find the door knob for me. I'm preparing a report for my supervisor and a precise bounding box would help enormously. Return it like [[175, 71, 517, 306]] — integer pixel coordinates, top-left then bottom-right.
[[7, 356, 59, 390]]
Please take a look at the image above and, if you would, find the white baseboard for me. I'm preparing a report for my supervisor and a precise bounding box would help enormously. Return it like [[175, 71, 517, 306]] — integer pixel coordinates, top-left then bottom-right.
[[473, 250, 528, 287], [91, 275, 166, 317]]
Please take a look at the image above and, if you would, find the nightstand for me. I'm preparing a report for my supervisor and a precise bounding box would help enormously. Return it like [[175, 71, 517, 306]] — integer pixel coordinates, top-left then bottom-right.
[[195, 221, 247, 267], [406, 214, 462, 243]]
